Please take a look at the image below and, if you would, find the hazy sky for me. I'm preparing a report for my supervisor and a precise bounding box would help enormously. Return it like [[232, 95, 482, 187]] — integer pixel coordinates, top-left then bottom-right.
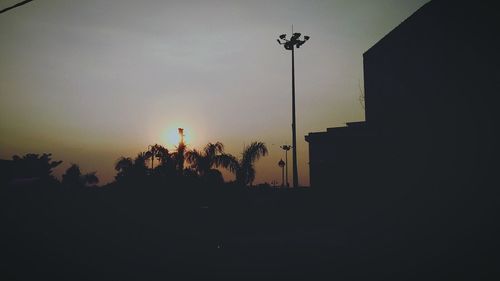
[[0, 0, 428, 185]]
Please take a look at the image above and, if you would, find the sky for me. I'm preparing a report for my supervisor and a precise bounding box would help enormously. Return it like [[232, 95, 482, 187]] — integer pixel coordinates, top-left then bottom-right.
[[0, 0, 429, 186]]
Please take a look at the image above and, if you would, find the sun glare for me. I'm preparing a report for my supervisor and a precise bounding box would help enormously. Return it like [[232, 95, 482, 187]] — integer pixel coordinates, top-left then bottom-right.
[[161, 126, 192, 149]]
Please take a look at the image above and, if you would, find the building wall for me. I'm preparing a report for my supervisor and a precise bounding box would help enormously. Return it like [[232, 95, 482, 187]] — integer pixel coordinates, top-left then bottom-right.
[[307, 0, 499, 192], [306, 122, 376, 191], [363, 0, 499, 189]]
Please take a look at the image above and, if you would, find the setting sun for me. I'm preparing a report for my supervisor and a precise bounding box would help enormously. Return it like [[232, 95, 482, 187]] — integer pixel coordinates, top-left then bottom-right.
[[161, 126, 192, 149]]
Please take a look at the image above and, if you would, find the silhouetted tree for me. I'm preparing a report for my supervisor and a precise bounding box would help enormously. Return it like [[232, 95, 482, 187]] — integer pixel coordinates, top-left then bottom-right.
[[114, 156, 133, 181], [11, 153, 62, 181], [154, 145, 170, 164], [172, 143, 187, 175], [155, 146, 178, 179], [62, 164, 99, 187], [145, 144, 167, 171], [204, 169, 224, 185], [186, 142, 234, 183], [182, 167, 200, 183], [83, 172, 99, 186], [62, 164, 82, 186], [114, 153, 148, 182], [226, 142, 268, 186], [149, 144, 171, 174]]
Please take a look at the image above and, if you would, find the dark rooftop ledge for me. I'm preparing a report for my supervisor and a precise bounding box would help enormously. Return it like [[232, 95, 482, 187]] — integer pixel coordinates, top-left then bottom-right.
[[305, 121, 369, 142]]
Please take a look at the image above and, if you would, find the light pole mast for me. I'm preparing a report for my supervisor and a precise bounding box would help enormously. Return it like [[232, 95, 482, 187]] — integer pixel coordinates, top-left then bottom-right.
[[280, 145, 291, 187], [278, 159, 285, 187], [277, 32, 310, 188]]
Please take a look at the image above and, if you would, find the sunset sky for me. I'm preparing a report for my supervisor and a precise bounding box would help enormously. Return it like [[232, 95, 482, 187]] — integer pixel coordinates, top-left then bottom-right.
[[0, 0, 428, 185]]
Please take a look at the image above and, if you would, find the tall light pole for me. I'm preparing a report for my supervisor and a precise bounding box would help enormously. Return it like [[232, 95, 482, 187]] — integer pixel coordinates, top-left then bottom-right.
[[278, 159, 285, 187], [280, 145, 291, 187], [277, 32, 310, 188]]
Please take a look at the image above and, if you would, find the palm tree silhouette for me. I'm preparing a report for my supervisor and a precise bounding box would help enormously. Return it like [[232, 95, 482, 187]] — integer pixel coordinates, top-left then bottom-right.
[[154, 145, 170, 165], [146, 144, 168, 170], [226, 142, 268, 186], [172, 142, 186, 175], [114, 153, 148, 182], [186, 142, 234, 182], [133, 152, 148, 170], [149, 144, 175, 177]]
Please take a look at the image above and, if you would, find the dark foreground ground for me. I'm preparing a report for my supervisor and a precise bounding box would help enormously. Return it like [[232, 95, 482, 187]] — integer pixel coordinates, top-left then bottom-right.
[[1, 181, 498, 280]]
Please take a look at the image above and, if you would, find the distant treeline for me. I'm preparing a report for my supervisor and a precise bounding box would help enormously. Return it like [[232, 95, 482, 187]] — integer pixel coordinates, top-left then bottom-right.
[[1, 141, 272, 189]]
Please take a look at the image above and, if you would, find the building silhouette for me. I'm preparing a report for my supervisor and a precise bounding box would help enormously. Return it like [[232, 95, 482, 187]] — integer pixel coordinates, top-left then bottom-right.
[[306, 0, 499, 193], [305, 121, 371, 188]]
